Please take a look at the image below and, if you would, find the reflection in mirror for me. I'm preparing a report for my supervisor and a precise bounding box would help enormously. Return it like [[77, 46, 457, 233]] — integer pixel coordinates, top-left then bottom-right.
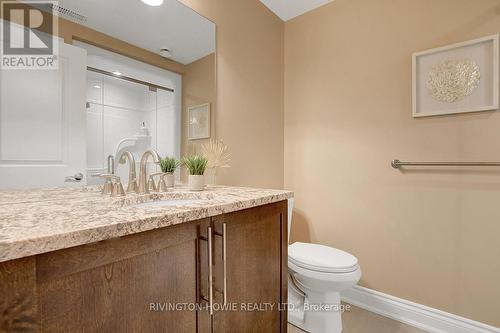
[[75, 42, 182, 185], [0, 0, 216, 189]]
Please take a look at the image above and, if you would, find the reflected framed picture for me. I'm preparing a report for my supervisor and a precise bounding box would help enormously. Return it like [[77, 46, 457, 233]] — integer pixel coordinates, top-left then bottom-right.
[[412, 35, 499, 117], [188, 103, 211, 140]]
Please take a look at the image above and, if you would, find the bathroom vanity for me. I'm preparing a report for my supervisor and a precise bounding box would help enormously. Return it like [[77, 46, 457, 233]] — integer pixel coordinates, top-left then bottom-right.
[[0, 1, 293, 331], [0, 186, 292, 332]]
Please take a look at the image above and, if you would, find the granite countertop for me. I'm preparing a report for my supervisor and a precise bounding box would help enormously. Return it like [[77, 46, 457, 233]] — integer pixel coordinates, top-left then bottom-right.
[[0, 185, 293, 263]]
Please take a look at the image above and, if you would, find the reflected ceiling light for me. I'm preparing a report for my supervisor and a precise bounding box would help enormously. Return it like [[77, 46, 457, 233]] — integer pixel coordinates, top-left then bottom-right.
[[140, 0, 164, 6], [159, 48, 172, 59], [112, 71, 122, 76]]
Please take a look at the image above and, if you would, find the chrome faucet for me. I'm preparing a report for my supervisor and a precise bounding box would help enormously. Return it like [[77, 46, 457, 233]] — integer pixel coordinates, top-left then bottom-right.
[[137, 149, 161, 194], [119, 151, 138, 193]]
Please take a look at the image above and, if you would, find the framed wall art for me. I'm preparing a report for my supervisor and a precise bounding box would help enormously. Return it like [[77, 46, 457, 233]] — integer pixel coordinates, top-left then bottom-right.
[[412, 35, 499, 117], [188, 103, 211, 140]]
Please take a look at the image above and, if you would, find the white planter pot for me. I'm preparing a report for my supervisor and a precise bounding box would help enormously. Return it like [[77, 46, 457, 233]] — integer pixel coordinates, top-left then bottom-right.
[[188, 175, 205, 191], [165, 173, 175, 188]]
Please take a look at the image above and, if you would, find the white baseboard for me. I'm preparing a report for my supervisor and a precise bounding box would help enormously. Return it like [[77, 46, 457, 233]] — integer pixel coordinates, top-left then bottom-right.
[[340, 285, 500, 333]]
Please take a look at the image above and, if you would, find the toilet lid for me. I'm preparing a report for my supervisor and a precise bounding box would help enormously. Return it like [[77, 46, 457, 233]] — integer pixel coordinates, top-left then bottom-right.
[[288, 242, 359, 273]]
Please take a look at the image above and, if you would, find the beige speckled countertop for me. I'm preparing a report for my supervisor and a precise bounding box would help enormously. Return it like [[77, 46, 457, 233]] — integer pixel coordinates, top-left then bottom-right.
[[0, 185, 293, 263]]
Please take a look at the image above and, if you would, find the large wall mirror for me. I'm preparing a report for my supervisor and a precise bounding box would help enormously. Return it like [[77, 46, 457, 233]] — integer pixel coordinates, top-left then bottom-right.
[[0, 0, 216, 189]]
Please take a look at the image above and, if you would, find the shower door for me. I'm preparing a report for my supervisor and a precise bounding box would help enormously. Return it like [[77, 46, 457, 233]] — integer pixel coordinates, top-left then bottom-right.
[[86, 69, 179, 184]]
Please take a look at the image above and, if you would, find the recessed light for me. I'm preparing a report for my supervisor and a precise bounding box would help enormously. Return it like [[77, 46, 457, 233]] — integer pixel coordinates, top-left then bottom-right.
[[140, 0, 163, 6], [93, 85, 101, 89], [159, 48, 172, 59], [112, 71, 122, 76]]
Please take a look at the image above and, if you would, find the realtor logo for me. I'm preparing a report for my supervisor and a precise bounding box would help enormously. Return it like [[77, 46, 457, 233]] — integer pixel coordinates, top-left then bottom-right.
[[1, 1, 59, 69]]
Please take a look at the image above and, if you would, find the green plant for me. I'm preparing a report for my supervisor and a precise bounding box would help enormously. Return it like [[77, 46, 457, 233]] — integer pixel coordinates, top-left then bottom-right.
[[183, 155, 209, 175], [160, 156, 180, 173]]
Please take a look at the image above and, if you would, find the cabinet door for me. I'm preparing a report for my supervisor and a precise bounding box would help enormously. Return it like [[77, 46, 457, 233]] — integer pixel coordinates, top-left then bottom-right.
[[211, 201, 288, 333], [36, 219, 210, 333]]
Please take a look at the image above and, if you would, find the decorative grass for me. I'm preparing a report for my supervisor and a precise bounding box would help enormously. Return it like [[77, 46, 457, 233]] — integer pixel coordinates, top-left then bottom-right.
[[160, 156, 180, 173], [201, 139, 231, 169], [182, 155, 209, 175]]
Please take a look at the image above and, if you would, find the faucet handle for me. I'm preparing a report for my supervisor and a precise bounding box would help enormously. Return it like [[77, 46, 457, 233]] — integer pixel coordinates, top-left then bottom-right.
[[111, 180, 126, 197], [147, 175, 158, 192], [150, 172, 169, 193], [126, 178, 138, 193], [92, 174, 124, 196], [158, 176, 169, 193], [92, 173, 116, 195], [102, 178, 113, 195]]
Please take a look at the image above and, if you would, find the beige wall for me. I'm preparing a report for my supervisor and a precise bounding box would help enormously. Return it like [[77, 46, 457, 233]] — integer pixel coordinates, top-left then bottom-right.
[[182, 53, 217, 157], [284, 0, 500, 327], [179, 0, 284, 188], [182, 53, 217, 181]]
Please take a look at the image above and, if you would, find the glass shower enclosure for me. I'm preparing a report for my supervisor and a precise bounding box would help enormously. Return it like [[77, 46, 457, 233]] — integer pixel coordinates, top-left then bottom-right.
[[86, 69, 180, 184]]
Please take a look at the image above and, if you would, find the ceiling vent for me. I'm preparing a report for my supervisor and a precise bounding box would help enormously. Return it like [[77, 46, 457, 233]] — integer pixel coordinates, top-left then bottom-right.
[[50, 4, 87, 24]]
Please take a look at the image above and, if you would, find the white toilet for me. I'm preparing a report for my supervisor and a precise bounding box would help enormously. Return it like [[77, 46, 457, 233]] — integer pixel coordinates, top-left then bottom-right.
[[287, 199, 362, 333]]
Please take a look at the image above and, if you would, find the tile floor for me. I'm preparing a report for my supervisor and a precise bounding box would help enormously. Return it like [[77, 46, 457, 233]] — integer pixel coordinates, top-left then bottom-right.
[[287, 304, 425, 333]]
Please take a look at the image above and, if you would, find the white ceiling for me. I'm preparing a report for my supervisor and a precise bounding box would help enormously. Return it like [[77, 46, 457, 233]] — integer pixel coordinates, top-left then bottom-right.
[[260, 0, 334, 21], [58, 0, 216, 65]]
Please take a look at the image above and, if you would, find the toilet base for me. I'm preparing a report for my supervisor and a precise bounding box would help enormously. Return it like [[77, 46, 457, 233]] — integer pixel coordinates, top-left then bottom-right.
[[288, 276, 343, 333]]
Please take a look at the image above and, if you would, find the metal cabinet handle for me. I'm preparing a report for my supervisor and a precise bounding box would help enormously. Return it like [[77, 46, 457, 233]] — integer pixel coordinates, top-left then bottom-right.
[[214, 223, 228, 305], [222, 223, 227, 305], [207, 226, 214, 315], [200, 224, 226, 316]]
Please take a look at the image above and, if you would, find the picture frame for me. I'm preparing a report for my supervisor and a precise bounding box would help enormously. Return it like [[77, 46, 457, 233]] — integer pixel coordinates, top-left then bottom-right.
[[412, 35, 499, 117], [188, 103, 211, 140]]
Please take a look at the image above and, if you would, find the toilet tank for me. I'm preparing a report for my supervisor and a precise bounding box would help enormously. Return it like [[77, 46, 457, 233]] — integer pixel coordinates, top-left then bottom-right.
[[287, 198, 294, 243]]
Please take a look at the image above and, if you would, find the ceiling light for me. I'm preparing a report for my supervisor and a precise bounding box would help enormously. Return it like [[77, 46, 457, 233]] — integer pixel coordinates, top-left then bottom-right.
[[140, 0, 164, 6], [112, 71, 122, 76], [93, 85, 101, 89], [159, 48, 172, 59]]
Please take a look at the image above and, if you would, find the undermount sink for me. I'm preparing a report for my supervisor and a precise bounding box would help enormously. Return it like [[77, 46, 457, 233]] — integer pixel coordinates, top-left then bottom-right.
[[134, 199, 203, 208]]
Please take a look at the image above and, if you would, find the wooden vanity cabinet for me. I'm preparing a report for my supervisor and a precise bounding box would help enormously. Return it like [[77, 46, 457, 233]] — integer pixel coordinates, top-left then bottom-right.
[[37, 218, 211, 333], [210, 200, 288, 333], [0, 200, 288, 333]]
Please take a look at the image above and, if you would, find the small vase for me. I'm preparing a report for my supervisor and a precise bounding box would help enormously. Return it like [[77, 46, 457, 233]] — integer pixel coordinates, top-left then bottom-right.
[[165, 173, 175, 188], [188, 175, 205, 191], [204, 168, 217, 185]]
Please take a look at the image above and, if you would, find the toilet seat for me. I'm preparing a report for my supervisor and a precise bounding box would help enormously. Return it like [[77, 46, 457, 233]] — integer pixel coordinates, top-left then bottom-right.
[[288, 242, 359, 273]]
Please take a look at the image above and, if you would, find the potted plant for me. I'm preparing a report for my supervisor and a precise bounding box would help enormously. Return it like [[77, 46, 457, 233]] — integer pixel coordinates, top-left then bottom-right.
[[183, 155, 208, 191], [160, 156, 180, 188]]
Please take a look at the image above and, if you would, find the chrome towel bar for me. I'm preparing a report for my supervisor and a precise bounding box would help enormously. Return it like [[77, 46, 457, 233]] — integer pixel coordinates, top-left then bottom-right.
[[391, 159, 500, 169]]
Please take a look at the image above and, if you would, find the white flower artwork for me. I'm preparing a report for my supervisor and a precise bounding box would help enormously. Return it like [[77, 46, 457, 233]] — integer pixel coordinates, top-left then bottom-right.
[[188, 103, 211, 140], [412, 35, 498, 117], [426, 58, 480, 103]]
